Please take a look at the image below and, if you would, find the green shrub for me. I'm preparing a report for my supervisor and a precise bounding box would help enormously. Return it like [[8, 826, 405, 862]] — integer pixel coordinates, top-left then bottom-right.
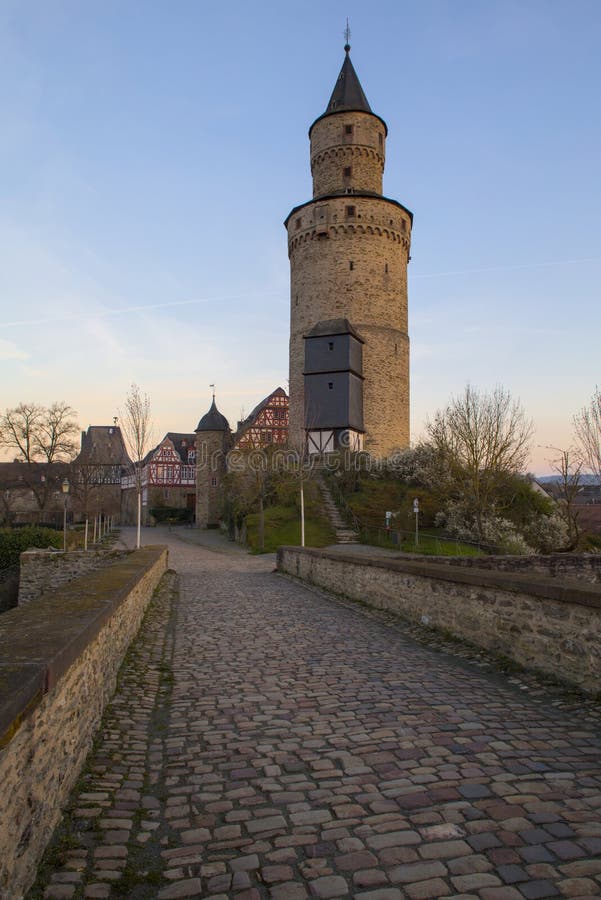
[[148, 507, 193, 524], [0, 526, 62, 569]]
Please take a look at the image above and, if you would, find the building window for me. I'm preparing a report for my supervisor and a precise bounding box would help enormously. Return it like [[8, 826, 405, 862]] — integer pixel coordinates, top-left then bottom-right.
[[266, 431, 273, 443], [343, 166, 352, 178], [345, 124, 353, 136], [379, 133, 383, 148], [328, 341, 334, 351], [328, 382, 333, 390], [296, 217, 302, 230], [385, 263, 388, 274], [349, 261, 354, 270], [345, 205, 356, 218], [211, 477, 217, 487]]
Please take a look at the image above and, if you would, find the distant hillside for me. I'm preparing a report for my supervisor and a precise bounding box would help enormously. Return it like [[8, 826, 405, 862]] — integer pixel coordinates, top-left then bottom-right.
[[537, 474, 600, 485]]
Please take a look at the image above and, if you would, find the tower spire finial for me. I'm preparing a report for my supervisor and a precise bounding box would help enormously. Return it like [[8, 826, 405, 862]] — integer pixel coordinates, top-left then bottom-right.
[[210, 383, 216, 402], [344, 19, 351, 53]]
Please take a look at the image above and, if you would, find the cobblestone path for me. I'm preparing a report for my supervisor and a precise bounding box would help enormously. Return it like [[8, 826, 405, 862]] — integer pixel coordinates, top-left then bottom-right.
[[30, 530, 601, 900]]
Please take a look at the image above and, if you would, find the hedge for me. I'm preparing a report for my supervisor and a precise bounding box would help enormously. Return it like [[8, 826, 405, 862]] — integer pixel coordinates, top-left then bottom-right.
[[0, 527, 62, 570], [149, 507, 193, 524]]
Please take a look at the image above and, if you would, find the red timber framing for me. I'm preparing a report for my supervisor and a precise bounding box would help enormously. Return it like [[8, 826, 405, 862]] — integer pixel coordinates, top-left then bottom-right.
[[233, 387, 289, 450], [147, 437, 196, 487]]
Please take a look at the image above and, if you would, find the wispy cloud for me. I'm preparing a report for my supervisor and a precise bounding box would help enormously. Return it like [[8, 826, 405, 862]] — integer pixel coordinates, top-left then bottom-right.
[[0, 338, 29, 360], [0, 292, 281, 329], [412, 257, 600, 280]]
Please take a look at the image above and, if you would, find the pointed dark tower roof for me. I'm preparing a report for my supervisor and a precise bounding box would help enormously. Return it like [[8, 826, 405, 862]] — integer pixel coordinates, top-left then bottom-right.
[[326, 47, 372, 115], [195, 399, 230, 433], [309, 43, 387, 137]]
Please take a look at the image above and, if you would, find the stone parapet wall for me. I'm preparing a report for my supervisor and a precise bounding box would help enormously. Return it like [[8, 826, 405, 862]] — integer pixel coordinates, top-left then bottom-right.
[[277, 547, 601, 695], [428, 551, 601, 583], [0, 545, 168, 898], [18, 548, 129, 606]]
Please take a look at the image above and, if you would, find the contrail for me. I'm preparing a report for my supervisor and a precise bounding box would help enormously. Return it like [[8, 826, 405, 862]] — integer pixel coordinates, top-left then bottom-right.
[[0, 292, 281, 328], [412, 257, 599, 280]]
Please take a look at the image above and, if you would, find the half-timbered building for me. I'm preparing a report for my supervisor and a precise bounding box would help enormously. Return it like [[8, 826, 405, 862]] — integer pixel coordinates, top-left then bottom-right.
[[120, 388, 289, 526], [121, 433, 197, 524], [233, 387, 289, 450]]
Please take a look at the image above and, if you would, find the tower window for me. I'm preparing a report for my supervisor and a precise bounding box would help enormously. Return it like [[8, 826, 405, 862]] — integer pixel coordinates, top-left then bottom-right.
[[345, 124, 353, 135], [328, 382, 333, 390], [211, 477, 217, 487], [345, 205, 356, 218], [328, 341, 334, 351], [343, 166, 352, 178], [349, 261, 354, 271], [379, 133, 383, 148], [295, 217, 302, 230], [385, 263, 388, 274]]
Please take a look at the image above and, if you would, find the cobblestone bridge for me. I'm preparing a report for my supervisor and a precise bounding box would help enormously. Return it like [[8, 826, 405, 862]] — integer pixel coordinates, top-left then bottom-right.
[[31, 529, 601, 900]]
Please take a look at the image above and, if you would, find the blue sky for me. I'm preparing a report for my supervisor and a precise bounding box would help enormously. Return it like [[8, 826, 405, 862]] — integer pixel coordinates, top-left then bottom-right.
[[1, 0, 599, 472]]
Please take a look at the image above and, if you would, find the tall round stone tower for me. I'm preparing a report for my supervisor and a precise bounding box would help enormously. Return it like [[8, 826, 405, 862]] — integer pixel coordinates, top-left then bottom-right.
[[285, 42, 413, 457]]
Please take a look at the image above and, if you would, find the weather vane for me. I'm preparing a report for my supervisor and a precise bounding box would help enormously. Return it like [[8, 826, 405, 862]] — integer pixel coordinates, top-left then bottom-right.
[[210, 383, 215, 401], [344, 18, 351, 52]]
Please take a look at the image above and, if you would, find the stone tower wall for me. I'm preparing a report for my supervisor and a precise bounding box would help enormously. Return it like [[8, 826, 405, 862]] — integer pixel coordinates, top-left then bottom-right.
[[310, 111, 385, 196], [195, 431, 228, 528], [288, 194, 411, 456]]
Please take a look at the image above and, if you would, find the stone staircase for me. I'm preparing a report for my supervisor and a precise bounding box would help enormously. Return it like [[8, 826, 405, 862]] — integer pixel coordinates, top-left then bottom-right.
[[317, 478, 359, 544]]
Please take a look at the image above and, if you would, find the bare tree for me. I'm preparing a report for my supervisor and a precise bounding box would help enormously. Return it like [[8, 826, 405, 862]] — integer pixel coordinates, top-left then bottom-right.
[[36, 401, 80, 462], [573, 386, 601, 481], [0, 401, 79, 518], [425, 384, 534, 538], [545, 446, 582, 550], [119, 385, 153, 548]]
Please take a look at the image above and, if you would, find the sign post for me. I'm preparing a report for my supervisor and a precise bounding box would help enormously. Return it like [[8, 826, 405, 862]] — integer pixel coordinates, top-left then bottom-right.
[[413, 498, 419, 547]]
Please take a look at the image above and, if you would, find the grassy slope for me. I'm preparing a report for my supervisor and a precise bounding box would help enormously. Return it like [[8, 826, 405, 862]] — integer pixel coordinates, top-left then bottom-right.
[[336, 474, 483, 557], [246, 480, 335, 553]]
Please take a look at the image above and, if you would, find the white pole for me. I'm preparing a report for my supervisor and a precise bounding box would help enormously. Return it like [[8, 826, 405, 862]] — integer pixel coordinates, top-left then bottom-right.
[[137, 491, 141, 549], [84, 518, 88, 551], [300, 479, 305, 548]]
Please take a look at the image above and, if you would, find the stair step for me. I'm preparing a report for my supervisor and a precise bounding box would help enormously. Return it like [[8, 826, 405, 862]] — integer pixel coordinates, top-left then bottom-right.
[[317, 478, 359, 543]]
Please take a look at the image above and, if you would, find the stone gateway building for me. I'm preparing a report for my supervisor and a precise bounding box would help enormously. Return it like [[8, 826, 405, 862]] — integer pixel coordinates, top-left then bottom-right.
[[285, 43, 413, 457]]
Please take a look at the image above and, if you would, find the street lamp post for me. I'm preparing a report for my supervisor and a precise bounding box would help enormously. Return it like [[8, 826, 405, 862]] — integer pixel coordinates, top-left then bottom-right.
[[62, 478, 70, 551]]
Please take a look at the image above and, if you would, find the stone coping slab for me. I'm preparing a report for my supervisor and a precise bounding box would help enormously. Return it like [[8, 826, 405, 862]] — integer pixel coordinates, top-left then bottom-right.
[[277, 546, 601, 611], [0, 545, 167, 748]]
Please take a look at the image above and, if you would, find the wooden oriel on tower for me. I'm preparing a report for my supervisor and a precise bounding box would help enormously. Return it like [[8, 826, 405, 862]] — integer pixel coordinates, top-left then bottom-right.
[[304, 318, 364, 454]]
